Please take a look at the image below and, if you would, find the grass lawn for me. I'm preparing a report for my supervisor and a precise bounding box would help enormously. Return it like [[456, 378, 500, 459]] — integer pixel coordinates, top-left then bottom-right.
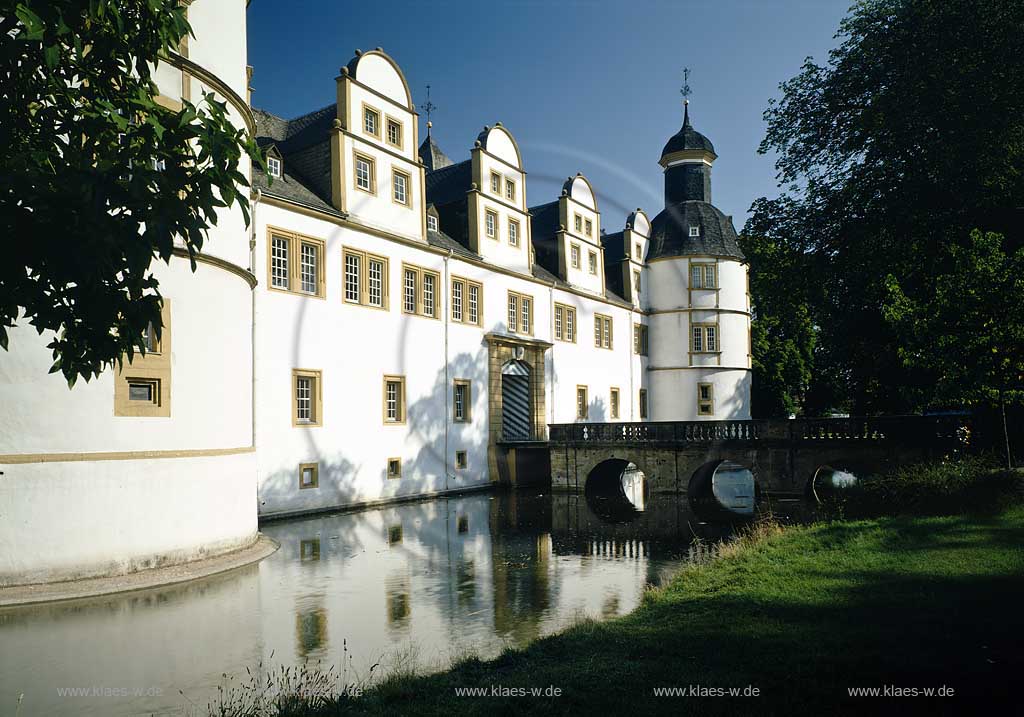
[[334, 503, 1024, 716]]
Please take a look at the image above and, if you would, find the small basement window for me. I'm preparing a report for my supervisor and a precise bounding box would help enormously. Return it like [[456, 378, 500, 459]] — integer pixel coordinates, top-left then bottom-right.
[[128, 379, 160, 405], [299, 462, 319, 489], [387, 457, 402, 479], [455, 450, 468, 469]]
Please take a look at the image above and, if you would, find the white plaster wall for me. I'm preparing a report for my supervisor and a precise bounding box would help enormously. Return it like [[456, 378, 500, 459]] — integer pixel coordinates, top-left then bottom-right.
[[353, 52, 411, 108], [0, 260, 252, 454], [648, 368, 751, 421], [187, 0, 248, 100], [0, 451, 257, 586]]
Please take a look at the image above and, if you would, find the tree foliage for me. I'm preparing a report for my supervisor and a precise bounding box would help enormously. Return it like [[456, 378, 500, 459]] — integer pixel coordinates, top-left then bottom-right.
[[745, 0, 1024, 415], [0, 0, 263, 385]]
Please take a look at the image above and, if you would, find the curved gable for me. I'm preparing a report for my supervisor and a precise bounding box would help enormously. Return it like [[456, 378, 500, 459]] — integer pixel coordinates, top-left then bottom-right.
[[629, 209, 651, 238], [350, 50, 413, 109], [480, 124, 522, 168], [567, 174, 598, 211]]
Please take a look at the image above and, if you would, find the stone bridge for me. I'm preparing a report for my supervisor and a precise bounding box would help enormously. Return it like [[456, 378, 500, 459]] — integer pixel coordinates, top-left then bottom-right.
[[548, 416, 968, 495]]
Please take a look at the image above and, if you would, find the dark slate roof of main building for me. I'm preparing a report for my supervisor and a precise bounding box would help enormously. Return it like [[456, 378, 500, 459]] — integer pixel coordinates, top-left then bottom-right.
[[648, 201, 744, 260]]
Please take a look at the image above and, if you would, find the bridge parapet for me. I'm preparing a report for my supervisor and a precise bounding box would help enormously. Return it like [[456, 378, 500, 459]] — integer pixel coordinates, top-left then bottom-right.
[[547, 416, 970, 495]]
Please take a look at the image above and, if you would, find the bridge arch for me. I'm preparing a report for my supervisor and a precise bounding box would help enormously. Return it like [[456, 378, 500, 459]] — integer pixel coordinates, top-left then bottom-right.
[[584, 458, 649, 519]]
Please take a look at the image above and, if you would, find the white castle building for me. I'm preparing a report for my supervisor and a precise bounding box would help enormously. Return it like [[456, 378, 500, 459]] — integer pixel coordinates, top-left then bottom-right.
[[0, 1, 750, 587]]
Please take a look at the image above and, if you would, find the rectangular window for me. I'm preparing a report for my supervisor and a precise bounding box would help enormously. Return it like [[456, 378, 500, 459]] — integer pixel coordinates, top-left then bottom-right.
[[455, 450, 468, 470], [387, 457, 402, 479], [299, 463, 319, 490], [639, 389, 648, 419], [403, 268, 417, 313], [490, 171, 501, 194], [363, 105, 380, 137], [633, 323, 649, 356], [427, 214, 438, 232], [554, 303, 576, 342], [698, 383, 715, 416], [588, 251, 598, 275], [691, 263, 716, 289], [383, 375, 406, 424], [574, 214, 582, 233], [128, 379, 159, 404], [386, 117, 402, 148], [585, 218, 593, 237], [505, 179, 515, 201], [267, 155, 281, 178], [692, 324, 719, 353], [270, 235, 289, 289], [576, 386, 588, 420], [451, 279, 464, 322], [610, 387, 620, 419], [453, 379, 471, 422], [570, 243, 581, 269], [689, 225, 700, 237], [634, 242, 642, 260], [142, 321, 160, 354], [401, 264, 439, 318], [485, 209, 498, 239], [507, 291, 533, 334], [423, 272, 436, 317], [354, 153, 374, 193], [342, 248, 389, 309], [292, 369, 322, 427], [268, 231, 325, 297], [594, 313, 612, 349], [450, 277, 482, 325], [468, 283, 480, 325], [344, 251, 361, 303], [634, 270, 641, 294], [392, 170, 409, 205], [300, 241, 319, 295], [508, 218, 520, 247]]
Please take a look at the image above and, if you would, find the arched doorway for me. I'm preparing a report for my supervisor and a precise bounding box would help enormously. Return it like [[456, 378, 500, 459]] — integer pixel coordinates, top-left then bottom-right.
[[501, 359, 531, 441]]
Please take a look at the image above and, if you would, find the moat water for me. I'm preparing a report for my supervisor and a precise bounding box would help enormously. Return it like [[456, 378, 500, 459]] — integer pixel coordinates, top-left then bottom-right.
[[0, 489, 812, 716]]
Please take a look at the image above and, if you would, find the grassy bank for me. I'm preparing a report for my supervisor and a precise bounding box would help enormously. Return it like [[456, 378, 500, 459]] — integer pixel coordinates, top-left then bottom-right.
[[226, 464, 1024, 715]]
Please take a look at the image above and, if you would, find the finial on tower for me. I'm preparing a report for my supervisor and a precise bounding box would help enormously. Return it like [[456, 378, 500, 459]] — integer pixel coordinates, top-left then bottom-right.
[[680, 67, 692, 124], [420, 84, 437, 136]]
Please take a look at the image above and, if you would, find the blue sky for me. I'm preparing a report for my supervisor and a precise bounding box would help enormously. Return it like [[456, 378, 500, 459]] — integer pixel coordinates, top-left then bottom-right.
[[247, 1, 850, 229]]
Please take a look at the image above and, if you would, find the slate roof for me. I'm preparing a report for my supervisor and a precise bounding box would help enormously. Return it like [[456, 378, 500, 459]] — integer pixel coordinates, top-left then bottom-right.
[[601, 230, 626, 263], [423, 160, 472, 207], [419, 134, 454, 171], [661, 105, 716, 159], [253, 106, 338, 212], [648, 201, 744, 260]]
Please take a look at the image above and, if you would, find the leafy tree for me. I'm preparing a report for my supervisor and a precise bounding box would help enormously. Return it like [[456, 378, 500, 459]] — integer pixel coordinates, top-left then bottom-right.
[[738, 228, 816, 418], [747, 0, 1024, 415], [885, 231, 1024, 466], [0, 0, 263, 386]]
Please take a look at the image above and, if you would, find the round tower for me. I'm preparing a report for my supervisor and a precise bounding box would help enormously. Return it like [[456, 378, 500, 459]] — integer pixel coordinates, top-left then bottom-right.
[[645, 103, 752, 421], [0, 0, 258, 588]]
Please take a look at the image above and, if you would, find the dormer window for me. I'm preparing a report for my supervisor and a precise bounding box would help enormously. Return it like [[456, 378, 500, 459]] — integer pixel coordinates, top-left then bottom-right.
[[505, 179, 516, 202], [689, 226, 700, 237], [574, 214, 582, 233], [585, 219, 593, 237], [634, 242, 642, 260], [386, 118, 402, 148], [490, 172, 501, 194], [427, 214, 438, 232], [267, 156, 281, 178]]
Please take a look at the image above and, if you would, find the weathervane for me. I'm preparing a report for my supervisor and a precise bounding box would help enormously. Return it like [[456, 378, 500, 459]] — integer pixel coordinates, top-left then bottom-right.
[[421, 84, 437, 135], [680, 67, 692, 106]]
